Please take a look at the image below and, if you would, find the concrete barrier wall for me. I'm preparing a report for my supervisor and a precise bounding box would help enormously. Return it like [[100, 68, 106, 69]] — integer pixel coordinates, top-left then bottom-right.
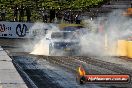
[[117, 40, 128, 57], [127, 41, 132, 58], [108, 40, 132, 58], [0, 46, 27, 88]]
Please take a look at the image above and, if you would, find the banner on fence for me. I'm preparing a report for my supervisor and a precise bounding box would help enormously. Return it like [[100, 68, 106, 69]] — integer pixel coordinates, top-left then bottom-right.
[[0, 21, 57, 38]]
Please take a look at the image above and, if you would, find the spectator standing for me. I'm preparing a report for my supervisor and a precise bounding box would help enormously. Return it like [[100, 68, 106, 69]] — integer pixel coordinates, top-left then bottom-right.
[[50, 8, 55, 23], [14, 4, 19, 21], [42, 8, 48, 23], [67, 12, 70, 23], [64, 12, 68, 23], [26, 6, 31, 22], [56, 10, 62, 23], [44, 10, 48, 23], [42, 10, 45, 22], [70, 13, 74, 23], [75, 13, 81, 24], [1, 5, 6, 21], [19, 5, 24, 22]]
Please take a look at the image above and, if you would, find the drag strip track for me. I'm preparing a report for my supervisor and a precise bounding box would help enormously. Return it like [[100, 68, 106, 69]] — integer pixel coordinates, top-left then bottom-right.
[[10, 53, 132, 88], [24, 69, 62, 88], [12, 56, 63, 88], [74, 56, 132, 74], [39, 56, 132, 87], [12, 60, 38, 88], [38, 56, 101, 74], [40, 56, 132, 74], [39, 56, 80, 73]]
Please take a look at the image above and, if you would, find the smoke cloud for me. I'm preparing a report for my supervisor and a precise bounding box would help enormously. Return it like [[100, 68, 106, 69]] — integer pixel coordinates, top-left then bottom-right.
[[80, 10, 132, 56], [22, 10, 132, 56]]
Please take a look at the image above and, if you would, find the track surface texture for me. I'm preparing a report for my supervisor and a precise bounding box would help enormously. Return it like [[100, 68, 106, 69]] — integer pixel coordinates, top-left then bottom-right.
[[10, 54, 132, 88], [1, 39, 132, 88]]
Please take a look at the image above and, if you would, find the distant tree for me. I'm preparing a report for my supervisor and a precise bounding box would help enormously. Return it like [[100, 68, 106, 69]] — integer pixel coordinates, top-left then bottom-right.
[[0, 0, 105, 21]]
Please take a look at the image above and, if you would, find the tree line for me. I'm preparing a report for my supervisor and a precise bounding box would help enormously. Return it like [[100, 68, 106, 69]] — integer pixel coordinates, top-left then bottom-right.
[[0, 0, 108, 21], [0, 0, 108, 10]]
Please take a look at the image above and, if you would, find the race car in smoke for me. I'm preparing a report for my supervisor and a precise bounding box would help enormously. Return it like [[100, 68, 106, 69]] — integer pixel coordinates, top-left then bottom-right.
[[45, 31, 81, 56]]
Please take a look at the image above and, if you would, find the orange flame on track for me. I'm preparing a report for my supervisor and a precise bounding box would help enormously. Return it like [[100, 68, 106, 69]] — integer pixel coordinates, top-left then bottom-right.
[[78, 65, 86, 76]]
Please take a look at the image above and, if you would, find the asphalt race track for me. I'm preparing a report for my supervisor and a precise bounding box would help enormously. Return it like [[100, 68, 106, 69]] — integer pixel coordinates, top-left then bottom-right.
[[1, 39, 132, 88]]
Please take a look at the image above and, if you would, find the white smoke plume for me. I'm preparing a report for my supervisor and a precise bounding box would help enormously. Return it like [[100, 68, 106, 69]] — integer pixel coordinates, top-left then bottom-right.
[[22, 10, 132, 56], [80, 9, 132, 56], [29, 23, 60, 56]]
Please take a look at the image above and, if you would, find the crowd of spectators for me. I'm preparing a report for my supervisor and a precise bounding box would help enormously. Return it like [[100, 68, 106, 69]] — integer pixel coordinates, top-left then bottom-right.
[[13, 4, 31, 22], [0, 5, 6, 21], [41, 9, 82, 24], [0, 5, 82, 24], [63, 10, 82, 24], [0, 4, 31, 22]]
